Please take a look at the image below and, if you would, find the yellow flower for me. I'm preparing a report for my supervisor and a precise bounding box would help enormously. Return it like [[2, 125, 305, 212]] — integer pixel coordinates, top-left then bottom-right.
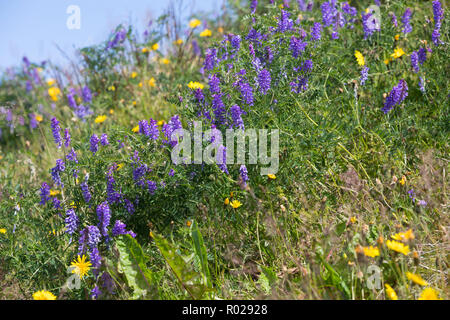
[[384, 58, 391, 65], [116, 163, 125, 170], [186, 220, 192, 227], [354, 50, 365, 66], [200, 29, 212, 37], [152, 43, 159, 51], [148, 77, 156, 87], [36, 67, 44, 73], [48, 87, 61, 101], [160, 58, 170, 65], [224, 198, 230, 205], [391, 229, 415, 242], [132, 101, 137, 106], [70, 201, 77, 209], [399, 175, 406, 185], [394, 34, 400, 41], [385, 284, 398, 300], [230, 200, 242, 208], [362, 246, 380, 258], [109, 109, 114, 115], [138, 82, 143, 88], [174, 39, 184, 45], [418, 287, 441, 300], [33, 290, 56, 300], [142, 47, 149, 53], [386, 240, 410, 255], [95, 115, 107, 124], [35, 114, 43, 122], [187, 81, 204, 90], [189, 19, 201, 29], [132, 125, 140, 133], [131, 71, 138, 79], [49, 189, 60, 196], [406, 272, 428, 286], [46, 78, 56, 86], [0, 228, 6, 234], [350, 216, 357, 224], [268, 174, 276, 179], [391, 47, 405, 59], [108, 85, 116, 91], [157, 120, 166, 126], [70, 255, 92, 279], [218, 27, 224, 33]]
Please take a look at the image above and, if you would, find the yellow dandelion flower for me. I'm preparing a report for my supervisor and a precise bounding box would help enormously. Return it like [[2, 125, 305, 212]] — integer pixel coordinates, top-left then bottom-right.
[[418, 287, 441, 300], [406, 272, 428, 286], [131, 71, 138, 79], [399, 175, 406, 185], [218, 27, 224, 33], [33, 290, 56, 300], [116, 163, 125, 170], [95, 115, 107, 124], [152, 43, 159, 51], [157, 120, 166, 126], [174, 39, 184, 45], [354, 50, 365, 66], [142, 47, 149, 53], [384, 58, 391, 65], [148, 77, 156, 87], [350, 216, 357, 224], [109, 109, 114, 115], [394, 34, 400, 41], [391, 229, 415, 242], [386, 240, 410, 255], [132, 101, 137, 106], [391, 47, 405, 59], [132, 125, 140, 133], [268, 174, 276, 179], [0, 228, 6, 234], [385, 284, 398, 300], [49, 189, 60, 196], [224, 198, 230, 205], [200, 29, 212, 37], [362, 246, 380, 258], [189, 19, 201, 29], [46, 78, 56, 86], [230, 200, 242, 209], [35, 114, 43, 122], [70, 255, 92, 279], [160, 58, 170, 65], [186, 220, 192, 227], [70, 201, 77, 209], [108, 85, 116, 91], [187, 81, 204, 90], [48, 87, 61, 101]]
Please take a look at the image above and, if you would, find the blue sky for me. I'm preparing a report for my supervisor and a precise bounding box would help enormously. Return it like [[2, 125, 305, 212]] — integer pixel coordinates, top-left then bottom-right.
[[0, 0, 218, 69]]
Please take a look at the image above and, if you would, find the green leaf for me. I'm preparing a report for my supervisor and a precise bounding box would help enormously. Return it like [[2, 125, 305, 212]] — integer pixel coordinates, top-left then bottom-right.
[[152, 231, 209, 300], [115, 234, 156, 299], [190, 220, 212, 288]]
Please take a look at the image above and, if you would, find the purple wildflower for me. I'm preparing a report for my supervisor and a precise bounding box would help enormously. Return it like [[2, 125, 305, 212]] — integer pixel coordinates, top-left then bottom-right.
[[147, 180, 157, 195], [65, 209, 78, 235], [66, 148, 78, 163], [231, 35, 241, 50], [29, 113, 38, 129], [382, 79, 408, 114], [64, 128, 71, 148], [51, 159, 65, 188], [96, 202, 111, 237], [250, 0, 258, 13], [209, 74, 221, 94], [90, 286, 102, 300], [100, 134, 109, 146], [212, 94, 226, 125], [238, 80, 254, 106], [90, 134, 99, 155], [230, 105, 245, 130], [401, 8, 412, 34], [360, 66, 369, 86], [82, 86, 92, 103], [51, 117, 62, 148], [39, 182, 51, 205], [418, 48, 427, 64], [310, 22, 322, 41], [239, 165, 249, 185], [204, 48, 217, 71], [258, 69, 271, 95], [390, 13, 398, 27], [277, 10, 294, 32], [80, 179, 91, 203], [112, 220, 136, 238], [124, 199, 135, 215], [290, 37, 307, 58], [411, 51, 419, 73]]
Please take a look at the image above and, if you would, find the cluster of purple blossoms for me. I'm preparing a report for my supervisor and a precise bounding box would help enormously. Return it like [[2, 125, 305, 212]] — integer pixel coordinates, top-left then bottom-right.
[[66, 148, 78, 163], [362, 11, 380, 39], [51, 117, 62, 148], [265, 46, 274, 64], [112, 220, 136, 238], [239, 165, 249, 186], [78, 225, 101, 255], [410, 51, 419, 73], [230, 35, 241, 51], [90, 134, 100, 155], [51, 159, 65, 188], [321, 1, 337, 27], [277, 10, 294, 33], [250, 0, 258, 13], [310, 22, 323, 41], [39, 182, 51, 205], [124, 198, 135, 215], [100, 134, 109, 146], [360, 66, 369, 86], [82, 86, 92, 103], [290, 36, 308, 58], [230, 105, 245, 130], [162, 115, 182, 147], [64, 128, 71, 148], [418, 48, 428, 64], [97, 202, 111, 237], [107, 28, 127, 49], [258, 69, 271, 95], [147, 180, 157, 194], [204, 48, 217, 71], [390, 13, 398, 27], [67, 88, 93, 120], [209, 74, 221, 94], [382, 79, 408, 114], [217, 145, 229, 174], [401, 8, 413, 34], [290, 76, 309, 93], [65, 209, 78, 235], [29, 113, 38, 129], [138, 119, 159, 140], [237, 79, 254, 106], [106, 166, 121, 204], [212, 94, 226, 125], [432, 1, 443, 45], [419, 76, 426, 93], [80, 179, 92, 203]]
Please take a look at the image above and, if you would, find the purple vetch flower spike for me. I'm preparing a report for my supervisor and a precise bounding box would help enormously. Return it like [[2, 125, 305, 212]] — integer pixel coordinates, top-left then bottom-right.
[[418, 48, 427, 64], [419, 76, 426, 93], [250, 0, 258, 13], [66, 148, 78, 163], [90, 286, 102, 300], [100, 133, 109, 146], [390, 12, 398, 27], [239, 165, 249, 186], [310, 22, 322, 41], [96, 202, 111, 237], [51, 117, 62, 148], [277, 10, 294, 33], [39, 182, 51, 205], [230, 105, 245, 130], [124, 199, 135, 215], [360, 66, 369, 86], [90, 134, 99, 155], [82, 86, 92, 103], [29, 113, 38, 129], [382, 79, 408, 114], [147, 180, 157, 195], [51, 159, 65, 188], [112, 220, 136, 238], [65, 209, 78, 235], [258, 69, 271, 95], [401, 8, 412, 34], [80, 178, 91, 203], [209, 74, 221, 94], [410, 51, 419, 73], [64, 128, 71, 148]]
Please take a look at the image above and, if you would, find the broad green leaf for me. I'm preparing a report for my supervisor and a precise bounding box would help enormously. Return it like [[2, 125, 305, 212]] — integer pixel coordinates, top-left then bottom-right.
[[152, 231, 208, 300], [116, 234, 156, 299]]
